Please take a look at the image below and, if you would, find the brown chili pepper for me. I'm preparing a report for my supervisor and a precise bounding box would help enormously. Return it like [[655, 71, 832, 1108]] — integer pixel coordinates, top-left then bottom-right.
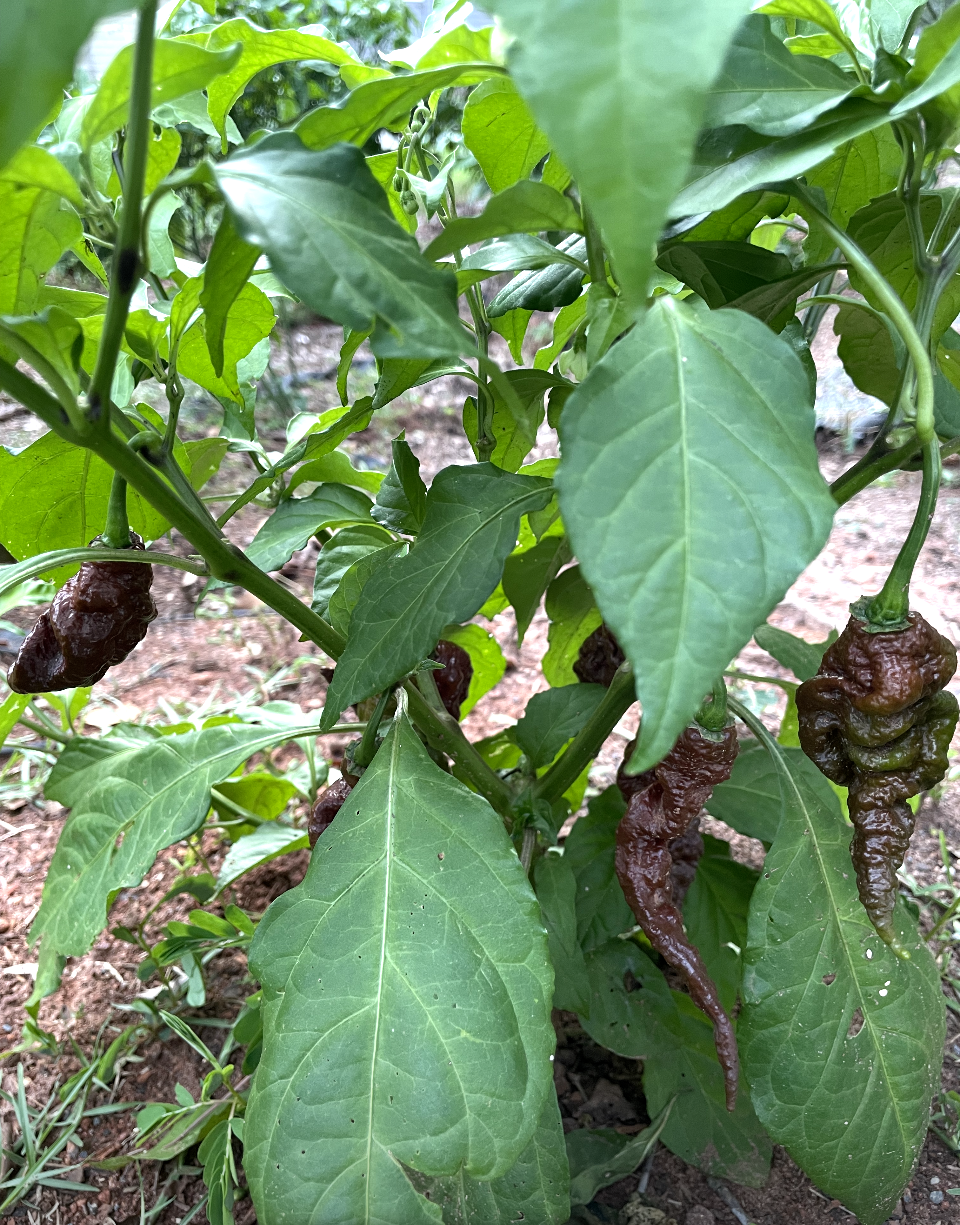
[[796, 611, 959, 944], [574, 624, 625, 687], [7, 534, 156, 694], [615, 723, 740, 1110], [431, 639, 473, 721], [308, 778, 353, 848]]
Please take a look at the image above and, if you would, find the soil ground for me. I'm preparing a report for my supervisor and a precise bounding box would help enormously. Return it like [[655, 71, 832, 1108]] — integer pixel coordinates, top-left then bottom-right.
[[3, 319, 960, 1225]]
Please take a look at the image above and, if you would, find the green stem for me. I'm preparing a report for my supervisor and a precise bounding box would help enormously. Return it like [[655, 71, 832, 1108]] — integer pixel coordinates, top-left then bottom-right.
[[795, 293, 889, 329], [801, 258, 839, 344], [695, 677, 728, 733], [866, 435, 941, 626], [584, 209, 607, 289], [87, 0, 157, 424], [101, 471, 131, 549], [354, 687, 394, 769], [18, 715, 69, 745], [792, 183, 935, 443], [829, 436, 919, 505], [532, 665, 636, 805]]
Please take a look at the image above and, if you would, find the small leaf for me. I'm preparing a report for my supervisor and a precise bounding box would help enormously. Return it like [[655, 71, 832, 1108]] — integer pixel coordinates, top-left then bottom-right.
[[312, 525, 395, 619], [753, 622, 837, 681], [464, 369, 568, 473], [215, 135, 467, 358], [557, 296, 835, 771], [178, 279, 276, 404], [82, 38, 241, 149], [373, 438, 429, 534], [327, 539, 407, 637], [320, 464, 551, 727], [561, 785, 633, 954], [566, 1107, 670, 1207], [515, 684, 606, 770], [682, 834, 758, 1013], [200, 210, 260, 378], [288, 450, 384, 497], [244, 712, 555, 1222], [215, 825, 308, 895], [533, 852, 592, 1015], [490, 239, 586, 318], [490, 307, 533, 365], [541, 565, 601, 689], [244, 483, 373, 575], [502, 531, 571, 643], [462, 75, 551, 193], [425, 181, 582, 261]]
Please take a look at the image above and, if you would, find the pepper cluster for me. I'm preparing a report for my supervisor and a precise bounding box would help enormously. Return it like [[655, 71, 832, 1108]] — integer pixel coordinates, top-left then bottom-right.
[[8, 534, 157, 694], [574, 624, 625, 687], [615, 723, 740, 1110], [796, 611, 959, 944]]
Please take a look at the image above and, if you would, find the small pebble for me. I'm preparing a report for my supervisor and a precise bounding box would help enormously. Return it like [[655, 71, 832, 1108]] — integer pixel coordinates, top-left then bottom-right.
[[686, 1208, 715, 1225], [930, 1190, 944, 1204], [931, 1176, 941, 1185]]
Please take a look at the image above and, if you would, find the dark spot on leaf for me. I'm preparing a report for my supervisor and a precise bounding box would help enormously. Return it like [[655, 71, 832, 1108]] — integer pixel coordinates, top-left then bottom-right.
[[848, 1008, 864, 1037], [822, 973, 836, 986], [438, 851, 444, 860], [623, 970, 642, 993]]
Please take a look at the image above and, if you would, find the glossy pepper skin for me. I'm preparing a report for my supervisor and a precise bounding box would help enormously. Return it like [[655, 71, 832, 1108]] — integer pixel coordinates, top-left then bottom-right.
[[308, 778, 353, 848], [574, 624, 625, 687], [796, 611, 959, 944], [7, 534, 157, 694], [431, 639, 473, 721], [615, 723, 740, 1110]]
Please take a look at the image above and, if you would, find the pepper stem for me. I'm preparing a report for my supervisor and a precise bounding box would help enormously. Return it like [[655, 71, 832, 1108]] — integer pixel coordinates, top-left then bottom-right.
[[354, 685, 395, 769], [695, 677, 729, 733], [865, 435, 940, 628], [101, 470, 132, 549]]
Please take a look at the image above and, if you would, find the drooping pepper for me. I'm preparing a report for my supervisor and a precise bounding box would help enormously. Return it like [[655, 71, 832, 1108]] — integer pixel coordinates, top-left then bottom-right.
[[614, 721, 740, 1110], [7, 533, 157, 694], [574, 624, 625, 687], [308, 778, 353, 848], [430, 639, 473, 721], [796, 610, 958, 944]]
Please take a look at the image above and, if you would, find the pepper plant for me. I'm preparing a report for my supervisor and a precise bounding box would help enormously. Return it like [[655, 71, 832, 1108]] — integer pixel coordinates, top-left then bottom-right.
[[3, 0, 960, 1221]]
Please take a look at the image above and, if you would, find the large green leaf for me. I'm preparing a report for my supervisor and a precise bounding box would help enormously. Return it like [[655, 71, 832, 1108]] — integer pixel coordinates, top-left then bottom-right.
[[752, 621, 837, 681], [738, 736, 945, 1225], [199, 210, 260, 378], [178, 279, 276, 403], [244, 484, 373, 574], [81, 38, 241, 149], [411, 1090, 569, 1225], [533, 851, 592, 1016], [557, 296, 835, 772], [34, 722, 320, 959], [424, 182, 582, 261], [462, 77, 551, 194], [656, 240, 792, 309], [244, 712, 555, 1224], [0, 146, 85, 213], [296, 65, 499, 151], [893, 1, 960, 117], [581, 939, 772, 1185], [180, 18, 357, 148], [0, 0, 145, 169], [214, 135, 466, 358], [705, 15, 854, 136], [705, 738, 799, 844], [670, 99, 892, 221], [320, 464, 551, 728], [484, 0, 751, 309]]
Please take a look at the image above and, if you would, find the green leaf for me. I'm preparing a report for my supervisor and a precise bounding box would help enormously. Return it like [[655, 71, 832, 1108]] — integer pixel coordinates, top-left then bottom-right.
[[464, 369, 568, 473], [0, 430, 170, 583], [0, 145, 85, 213], [0, 0, 143, 169], [439, 622, 507, 719], [489, 239, 586, 318], [566, 1109, 668, 1207], [657, 240, 792, 310], [373, 438, 429, 534], [561, 785, 633, 954], [327, 540, 408, 638], [289, 450, 383, 498], [752, 622, 837, 681], [385, 8, 493, 71], [0, 306, 83, 394], [894, 2, 960, 117], [515, 684, 606, 769], [312, 525, 396, 619], [705, 15, 854, 136], [533, 851, 592, 1015], [320, 464, 551, 728], [180, 17, 357, 148], [705, 738, 805, 844], [0, 181, 81, 321], [502, 532, 571, 643], [462, 76, 551, 194], [671, 99, 893, 222], [485, 0, 752, 310], [490, 308, 533, 365], [682, 835, 758, 1013], [200, 210, 261, 379], [215, 824, 309, 895], [581, 939, 772, 1185], [755, 0, 857, 52], [424, 181, 582, 261], [213, 772, 302, 823], [541, 565, 601, 689], [409, 1089, 570, 1225], [366, 152, 419, 234], [738, 735, 946, 1225], [245, 484, 373, 574], [0, 693, 30, 753], [680, 189, 792, 243], [796, 126, 901, 265], [178, 279, 276, 403], [372, 357, 463, 411], [34, 721, 323, 959], [719, 261, 844, 330], [198, 1118, 238, 1225], [461, 235, 585, 275], [244, 711, 555, 1222], [214, 135, 466, 359], [556, 296, 835, 772], [81, 38, 241, 149], [297, 64, 499, 151], [835, 302, 900, 404]]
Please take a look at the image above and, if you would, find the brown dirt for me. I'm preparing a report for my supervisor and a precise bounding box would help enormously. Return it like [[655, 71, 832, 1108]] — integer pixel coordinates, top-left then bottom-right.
[[4, 328, 960, 1224]]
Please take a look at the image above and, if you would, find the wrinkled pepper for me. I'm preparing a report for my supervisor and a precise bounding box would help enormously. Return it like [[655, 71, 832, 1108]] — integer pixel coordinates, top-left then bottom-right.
[[8, 533, 157, 694], [431, 639, 473, 721], [615, 722, 740, 1110], [574, 624, 625, 687], [796, 610, 958, 944]]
